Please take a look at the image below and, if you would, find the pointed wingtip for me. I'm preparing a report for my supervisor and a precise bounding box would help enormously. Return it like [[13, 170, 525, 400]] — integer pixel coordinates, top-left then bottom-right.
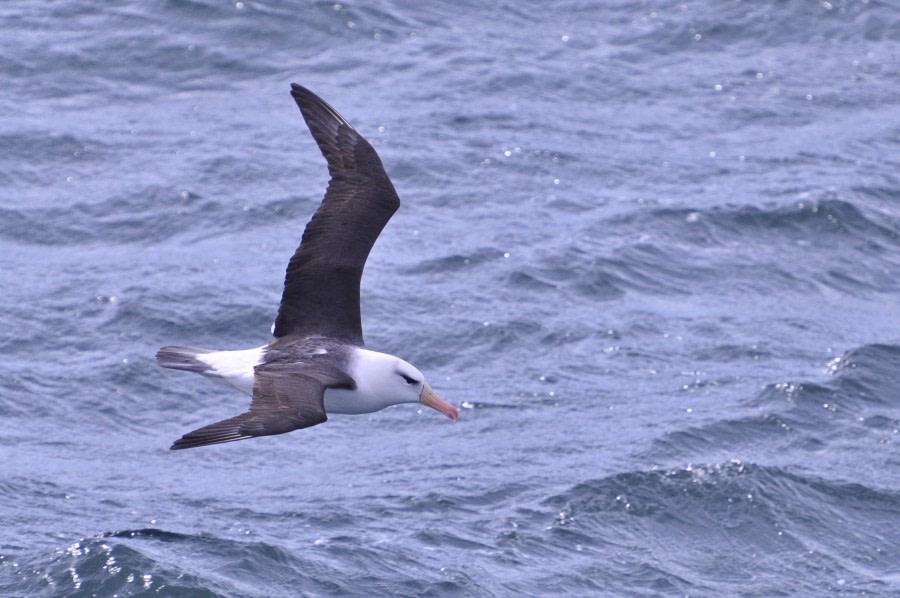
[[168, 436, 246, 451], [170, 435, 197, 450], [289, 82, 306, 97], [169, 427, 250, 450], [288, 82, 354, 134], [289, 83, 321, 108]]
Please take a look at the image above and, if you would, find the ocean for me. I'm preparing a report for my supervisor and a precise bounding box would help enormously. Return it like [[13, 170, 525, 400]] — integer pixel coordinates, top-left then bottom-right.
[[1, 0, 898, 595]]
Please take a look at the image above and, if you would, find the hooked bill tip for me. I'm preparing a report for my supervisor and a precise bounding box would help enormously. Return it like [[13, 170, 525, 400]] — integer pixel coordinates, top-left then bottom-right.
[[420, 383, 458, 421]]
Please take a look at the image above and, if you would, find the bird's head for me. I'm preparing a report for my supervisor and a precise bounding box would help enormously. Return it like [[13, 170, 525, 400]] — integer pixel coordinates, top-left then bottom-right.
[[352, 349, 458, 420], [393, 359, 459, 421]]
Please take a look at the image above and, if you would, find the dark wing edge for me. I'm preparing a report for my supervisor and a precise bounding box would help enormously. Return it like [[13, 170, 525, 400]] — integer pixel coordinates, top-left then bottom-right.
[[169, 409, 326, 450], [170, 370, 329, 450], [272, 84, 401, 343]]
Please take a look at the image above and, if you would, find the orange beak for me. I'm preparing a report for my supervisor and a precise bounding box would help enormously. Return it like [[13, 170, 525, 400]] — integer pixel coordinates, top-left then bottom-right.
[[419, 383, 458, 421]]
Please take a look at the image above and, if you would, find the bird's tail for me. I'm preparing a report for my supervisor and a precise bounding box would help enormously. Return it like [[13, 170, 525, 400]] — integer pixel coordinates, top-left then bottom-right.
[[155, 346, 213, 373]]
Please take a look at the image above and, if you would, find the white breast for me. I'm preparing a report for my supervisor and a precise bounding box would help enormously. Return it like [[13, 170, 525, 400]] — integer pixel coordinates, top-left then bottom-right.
[[323, 386, 378, 415]]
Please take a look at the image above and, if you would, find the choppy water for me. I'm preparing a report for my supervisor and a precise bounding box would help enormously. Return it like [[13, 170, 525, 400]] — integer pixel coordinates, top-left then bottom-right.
[[2, 0, 899, 596]]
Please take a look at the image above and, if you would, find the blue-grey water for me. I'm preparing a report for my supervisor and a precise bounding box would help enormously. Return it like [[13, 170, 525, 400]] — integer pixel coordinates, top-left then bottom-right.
[[2, 1, 899, 596]]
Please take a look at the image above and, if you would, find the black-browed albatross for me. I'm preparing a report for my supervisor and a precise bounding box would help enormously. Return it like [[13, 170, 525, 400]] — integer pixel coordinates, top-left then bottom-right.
[[156, 83, 458, 450]]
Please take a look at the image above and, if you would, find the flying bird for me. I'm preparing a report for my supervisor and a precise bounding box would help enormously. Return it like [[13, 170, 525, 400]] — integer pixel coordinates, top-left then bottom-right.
[[156, 84, 458, 450]]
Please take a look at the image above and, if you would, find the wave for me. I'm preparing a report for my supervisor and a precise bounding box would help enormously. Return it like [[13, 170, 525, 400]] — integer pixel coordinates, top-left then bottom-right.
[[610, 0, 893, 56], [650, 343, 900, 462], [0, 523, 484, 598], [3, 456, 897, 597], [0, 186, 325, 248], [539, 461, 900, 594], [590, 196, 899, 296], [608, 197, 897, 249], [1, 530, 299, 597]]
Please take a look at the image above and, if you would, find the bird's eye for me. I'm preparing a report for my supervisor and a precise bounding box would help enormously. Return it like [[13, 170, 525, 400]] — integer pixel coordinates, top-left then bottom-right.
[[401, 374, 418, 385]]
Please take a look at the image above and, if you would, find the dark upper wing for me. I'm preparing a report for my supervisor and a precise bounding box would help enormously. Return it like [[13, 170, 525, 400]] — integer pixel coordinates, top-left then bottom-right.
[[170, 368, 329, 450], [273, 83, 400, 344]]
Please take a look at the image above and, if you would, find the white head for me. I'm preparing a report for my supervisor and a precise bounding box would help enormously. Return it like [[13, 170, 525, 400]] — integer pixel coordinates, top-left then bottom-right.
[[336, 348, 458, 419]]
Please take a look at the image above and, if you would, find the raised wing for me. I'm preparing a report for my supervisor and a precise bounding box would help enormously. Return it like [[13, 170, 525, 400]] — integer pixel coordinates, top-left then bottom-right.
[[273, 84, 400, 344]]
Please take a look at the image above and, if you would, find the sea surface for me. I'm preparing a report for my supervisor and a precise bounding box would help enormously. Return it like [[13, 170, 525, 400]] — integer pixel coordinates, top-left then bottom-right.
[[1, 1, 899, 596]]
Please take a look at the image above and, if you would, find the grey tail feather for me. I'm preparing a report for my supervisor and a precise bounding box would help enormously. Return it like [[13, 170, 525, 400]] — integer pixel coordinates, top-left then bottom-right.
[[156, 346, 213, 373]]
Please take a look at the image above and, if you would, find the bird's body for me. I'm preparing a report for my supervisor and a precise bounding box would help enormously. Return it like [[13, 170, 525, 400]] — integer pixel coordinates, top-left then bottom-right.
[[156, 84, 457, 450]]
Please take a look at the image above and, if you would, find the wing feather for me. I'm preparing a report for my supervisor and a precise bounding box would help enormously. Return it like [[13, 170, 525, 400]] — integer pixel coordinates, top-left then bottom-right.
[[170, 368, 330, 450], [273, 84, 400, 344]]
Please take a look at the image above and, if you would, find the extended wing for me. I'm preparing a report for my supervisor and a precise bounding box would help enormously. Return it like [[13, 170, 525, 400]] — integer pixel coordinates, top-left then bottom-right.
[[273, 84, 400, 344], [170, 367, 333, 450]]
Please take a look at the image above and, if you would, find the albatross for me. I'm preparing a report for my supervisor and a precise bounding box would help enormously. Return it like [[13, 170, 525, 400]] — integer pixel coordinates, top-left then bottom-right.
[[156, 83, 458, 450]]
